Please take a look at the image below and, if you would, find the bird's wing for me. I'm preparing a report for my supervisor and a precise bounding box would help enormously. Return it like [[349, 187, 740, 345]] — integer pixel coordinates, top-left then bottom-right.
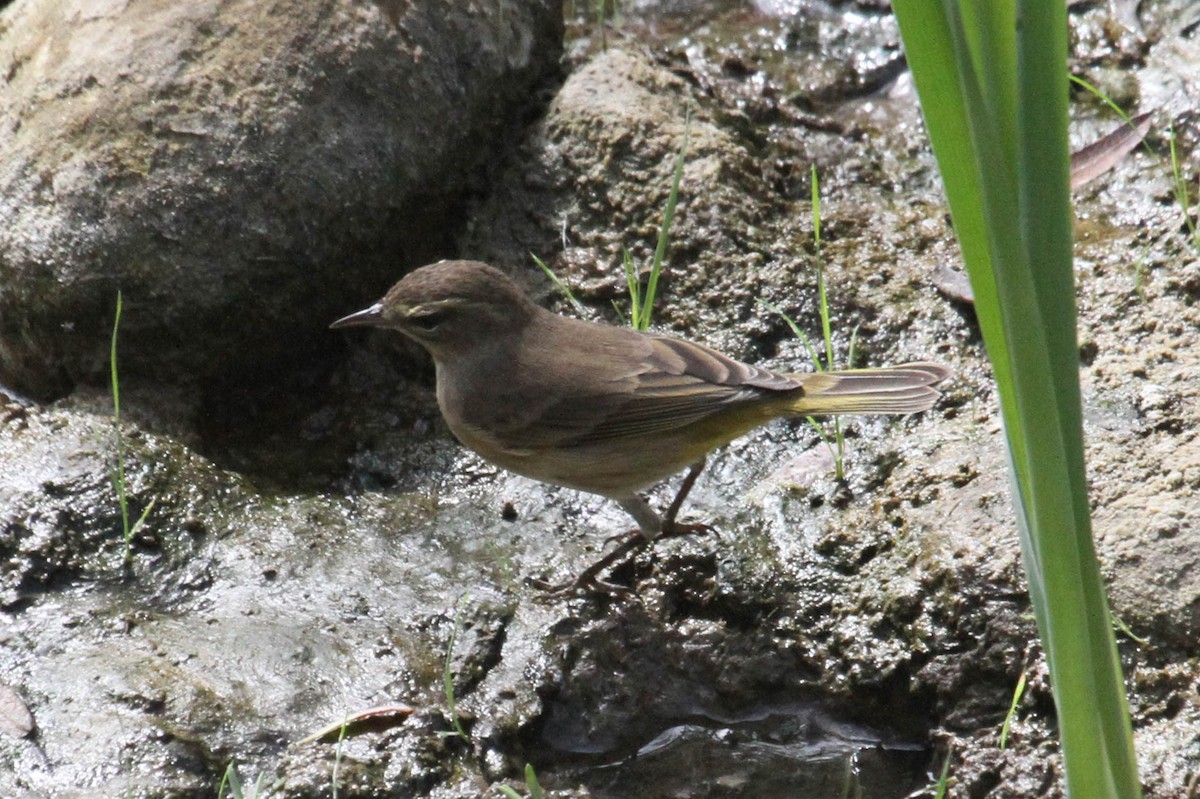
[[528, 334, 800, 447]]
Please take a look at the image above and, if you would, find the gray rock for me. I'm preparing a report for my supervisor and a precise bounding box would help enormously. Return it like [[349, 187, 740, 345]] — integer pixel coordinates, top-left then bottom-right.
[[0, 0, 562, 400]]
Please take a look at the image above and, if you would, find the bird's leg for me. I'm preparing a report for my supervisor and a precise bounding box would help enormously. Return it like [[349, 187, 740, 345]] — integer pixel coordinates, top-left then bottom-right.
[[660, 456, 709, 537], [531, 458, 712, 598], [605, 455, 709, 543]]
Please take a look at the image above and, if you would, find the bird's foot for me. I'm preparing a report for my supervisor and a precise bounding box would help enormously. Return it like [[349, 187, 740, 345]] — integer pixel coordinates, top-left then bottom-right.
[[531, 520, 715, 599], [529, 530, 650, 599], [599, 518, 711, 548], [528, 573, 635, 599]]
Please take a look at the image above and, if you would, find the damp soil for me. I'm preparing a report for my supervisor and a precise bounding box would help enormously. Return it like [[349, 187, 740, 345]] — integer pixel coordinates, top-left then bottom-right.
[[2, 1, 1199, 798]]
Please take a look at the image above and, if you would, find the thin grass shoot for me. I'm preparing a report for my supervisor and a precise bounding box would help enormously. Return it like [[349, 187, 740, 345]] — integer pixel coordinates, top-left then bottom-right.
[[217, 762, 239, 799], [532, 253, 586, 314], [624, 108, 691, 330], [217, 762, 269, 799], [621, 244, 640, 328], [110, 292, 156, 570], [594, 0, 620, 51], [331, 717, 349, 799], [998, 669, 1028, 749], [1111, 609, 1150, 645], [110, 291, 129, 560], [757, 299, 822, 371], [932, 745, 954, 799], [802, 166, 848, 479], [1068, 74, 1136, 126], [1131, 243, 1150, 303], [1168, 126, 1199, 250], [811, 166, 834, 371], [757, 300, 842, 476], [495, 764, 544, 799], [436, 598, 471, 741]]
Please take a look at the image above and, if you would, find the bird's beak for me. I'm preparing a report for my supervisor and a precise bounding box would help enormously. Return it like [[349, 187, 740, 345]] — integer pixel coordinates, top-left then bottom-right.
[[329, 302, 385, 330]]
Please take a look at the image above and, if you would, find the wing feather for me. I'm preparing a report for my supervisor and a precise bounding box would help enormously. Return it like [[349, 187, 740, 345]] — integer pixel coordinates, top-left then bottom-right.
[[533, 333, 799, 446]]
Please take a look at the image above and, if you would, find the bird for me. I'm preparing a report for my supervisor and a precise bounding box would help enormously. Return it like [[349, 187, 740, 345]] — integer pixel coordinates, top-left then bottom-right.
[[332, 260, 949, 594]]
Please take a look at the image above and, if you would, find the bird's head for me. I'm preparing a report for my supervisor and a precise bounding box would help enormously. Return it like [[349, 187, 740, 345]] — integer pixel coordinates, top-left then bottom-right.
[[331, 260, 538, 361]]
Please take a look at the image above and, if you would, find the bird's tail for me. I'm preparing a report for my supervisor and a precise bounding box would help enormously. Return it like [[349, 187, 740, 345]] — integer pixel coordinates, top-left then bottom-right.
[[785, 362, 951, 415]]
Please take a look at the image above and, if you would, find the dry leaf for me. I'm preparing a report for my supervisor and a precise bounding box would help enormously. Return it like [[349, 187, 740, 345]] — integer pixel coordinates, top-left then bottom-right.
[[1070, 112, 1153, 190], [297, 703, 416, 745]]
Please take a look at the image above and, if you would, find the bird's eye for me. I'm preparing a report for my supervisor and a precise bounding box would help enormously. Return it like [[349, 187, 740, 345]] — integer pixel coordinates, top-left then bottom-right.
[[407, 309, 446, 332]]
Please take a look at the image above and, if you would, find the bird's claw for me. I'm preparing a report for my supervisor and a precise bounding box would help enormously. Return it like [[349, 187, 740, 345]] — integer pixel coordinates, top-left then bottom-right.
[[530, 531, 650, 599], [528, 573, 635, 599], [660, 520, 714, 539], [532, 519, 716, 599]]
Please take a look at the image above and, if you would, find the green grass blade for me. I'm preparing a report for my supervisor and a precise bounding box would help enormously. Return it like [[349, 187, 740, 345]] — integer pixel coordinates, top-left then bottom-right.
[[811, 166, 834, 372], [532, 253, 585, 314], [220, 763, 243, 799], [1016, 7, 1139, 795], [109, 291, 133, 567], [128, 497, 157, 540], [622, 245, 642, 329], [1068, 75, 1135, 125], [437, 598, 471, 741], [110, 291, 123, 425], [332, 718, 349, 799], [640, 109, 691, 329], [892, 1, 1014, 410], [524, 764, 544, 799], [1168, 127, 1200, 249], [999, 669, 1027, 750], [758, 299, 822, 372], [893, 0, 1142, 795], [932, 746, 953, 799]]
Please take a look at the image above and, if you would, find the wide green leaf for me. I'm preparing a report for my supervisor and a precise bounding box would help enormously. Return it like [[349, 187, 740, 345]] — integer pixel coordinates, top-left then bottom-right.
[[892, 0, 1142, 795]]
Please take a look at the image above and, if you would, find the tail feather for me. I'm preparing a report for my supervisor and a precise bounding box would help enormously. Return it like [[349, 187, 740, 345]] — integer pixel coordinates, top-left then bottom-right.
[[786, 362, 951, 416]]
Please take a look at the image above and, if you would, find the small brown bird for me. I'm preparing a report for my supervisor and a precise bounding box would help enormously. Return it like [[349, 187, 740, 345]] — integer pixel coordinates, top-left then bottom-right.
[[332, 260, 948, 593]]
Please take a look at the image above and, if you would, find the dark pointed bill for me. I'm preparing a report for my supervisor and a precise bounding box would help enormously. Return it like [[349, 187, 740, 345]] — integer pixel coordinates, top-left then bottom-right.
[[330, 302, 385, 329]]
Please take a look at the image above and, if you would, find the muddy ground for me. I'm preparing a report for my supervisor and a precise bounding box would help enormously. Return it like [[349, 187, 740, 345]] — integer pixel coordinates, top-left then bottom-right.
[[1, 1, 1198, 797]]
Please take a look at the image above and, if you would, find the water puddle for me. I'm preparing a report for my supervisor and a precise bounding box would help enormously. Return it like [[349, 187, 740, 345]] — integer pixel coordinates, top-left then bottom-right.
[[538, 697, 929, 798]]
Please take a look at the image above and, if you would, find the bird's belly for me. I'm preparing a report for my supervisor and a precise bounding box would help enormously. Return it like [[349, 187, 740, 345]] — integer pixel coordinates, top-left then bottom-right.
[[516, 438, 714, 497], [448, 417, 743, 498]]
